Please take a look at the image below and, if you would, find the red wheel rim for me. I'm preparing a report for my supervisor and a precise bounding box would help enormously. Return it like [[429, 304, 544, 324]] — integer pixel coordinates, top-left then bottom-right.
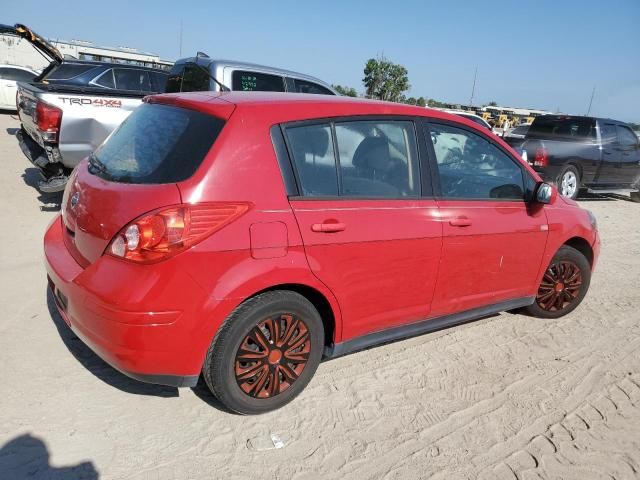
[[536, 260, 583, 312], [234, 314, 311, 399]]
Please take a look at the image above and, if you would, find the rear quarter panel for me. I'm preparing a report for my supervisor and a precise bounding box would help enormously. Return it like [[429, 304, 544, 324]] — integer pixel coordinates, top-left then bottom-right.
[[176, 104, 344, 342]]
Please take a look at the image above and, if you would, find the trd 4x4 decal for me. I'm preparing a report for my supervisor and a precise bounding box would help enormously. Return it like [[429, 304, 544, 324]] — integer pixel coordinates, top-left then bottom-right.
[[58, 97, 122, 108]]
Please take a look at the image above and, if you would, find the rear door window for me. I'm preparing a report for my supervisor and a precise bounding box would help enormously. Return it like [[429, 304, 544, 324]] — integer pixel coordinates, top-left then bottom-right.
[[113, 69, 151, 91], [45, 64, 98, 80], [616, 125, 639, 148], [600, 123, 618, 147], [528, 117, 596, 142], [232, 70, 285, 92], [335, 121, 419, 197], [284, 119, 420, 198], [93, 69, 115, 88], [91, 103, 225, 184], [288, 78, 334, 95]]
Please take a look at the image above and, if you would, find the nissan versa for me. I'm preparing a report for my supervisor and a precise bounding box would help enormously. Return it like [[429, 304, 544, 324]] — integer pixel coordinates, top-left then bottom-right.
[[44, 92, 600, 414]]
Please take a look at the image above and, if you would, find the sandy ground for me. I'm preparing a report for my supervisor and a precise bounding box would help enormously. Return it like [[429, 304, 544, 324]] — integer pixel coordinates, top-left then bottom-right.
[[0, 111, 639, 480]]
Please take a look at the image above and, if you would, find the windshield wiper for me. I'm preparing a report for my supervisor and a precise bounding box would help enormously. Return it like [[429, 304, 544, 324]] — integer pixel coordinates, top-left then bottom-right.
[[88, 154, 108, 174], [193, 63, 231, 92]]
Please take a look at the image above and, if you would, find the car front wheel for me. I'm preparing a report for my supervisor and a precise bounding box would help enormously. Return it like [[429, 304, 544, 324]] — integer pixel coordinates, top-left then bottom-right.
[[203, 291, 324, 415], [523, 245, 591, 319]]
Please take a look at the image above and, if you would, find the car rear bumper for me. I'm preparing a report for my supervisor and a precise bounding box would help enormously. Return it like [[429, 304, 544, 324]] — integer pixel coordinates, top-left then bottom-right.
[[44, 215, 219, 387]]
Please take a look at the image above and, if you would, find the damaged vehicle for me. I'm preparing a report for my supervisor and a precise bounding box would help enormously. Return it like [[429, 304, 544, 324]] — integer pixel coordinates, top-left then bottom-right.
[[0, 24, 168, 192]]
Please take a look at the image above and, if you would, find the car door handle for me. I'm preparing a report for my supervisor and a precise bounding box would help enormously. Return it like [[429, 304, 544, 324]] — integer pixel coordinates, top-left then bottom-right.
[[449, 217, 472, 227], [311, 222, 346, 233]]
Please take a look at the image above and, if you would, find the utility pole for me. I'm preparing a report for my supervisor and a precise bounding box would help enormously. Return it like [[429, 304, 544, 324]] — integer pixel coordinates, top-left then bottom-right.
[[586, 86, 596, 116], [179, 20, 183, 57], [469, 66, 478, 106]]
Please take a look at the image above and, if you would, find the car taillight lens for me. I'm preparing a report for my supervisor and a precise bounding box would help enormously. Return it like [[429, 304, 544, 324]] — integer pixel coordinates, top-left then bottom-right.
[[534, 146, 548, 167], [107, 203, 250, 263], [35, 101, 62, 142]]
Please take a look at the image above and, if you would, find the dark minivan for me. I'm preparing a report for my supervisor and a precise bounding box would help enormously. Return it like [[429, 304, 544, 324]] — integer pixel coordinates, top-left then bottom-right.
[[509, 115, 640, 199]]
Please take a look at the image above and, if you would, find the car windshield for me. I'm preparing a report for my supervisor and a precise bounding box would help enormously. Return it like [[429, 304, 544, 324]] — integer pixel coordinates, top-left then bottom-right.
[[91, 103, 224, 184]]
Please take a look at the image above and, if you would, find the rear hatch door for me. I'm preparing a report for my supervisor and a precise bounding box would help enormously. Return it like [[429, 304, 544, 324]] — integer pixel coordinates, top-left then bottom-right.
[[62, 165, 181, 267], [0, 23, 63, 71], [61, 99, 228, 266]]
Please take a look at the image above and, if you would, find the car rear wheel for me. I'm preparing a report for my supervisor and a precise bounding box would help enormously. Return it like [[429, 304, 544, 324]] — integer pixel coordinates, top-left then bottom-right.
[[557, 165, 580, 200], [523, 245, 591, 319], [203, 291, 324, 415]]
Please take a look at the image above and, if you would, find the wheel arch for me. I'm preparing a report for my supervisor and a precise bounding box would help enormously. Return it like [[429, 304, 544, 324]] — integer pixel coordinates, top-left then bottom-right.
[[563, 236, 594, 267], [246, 283, 338, 349]]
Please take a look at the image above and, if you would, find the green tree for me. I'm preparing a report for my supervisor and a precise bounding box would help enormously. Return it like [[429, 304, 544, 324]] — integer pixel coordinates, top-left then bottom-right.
[[629, 122, 640, 131], [333, 84, 358, 97], [363, 56, 410, 102], [405, 97, 417, 105], [488, 101, 498, 106], [416, 97, 427, 107], [427, 98, 446, 108]]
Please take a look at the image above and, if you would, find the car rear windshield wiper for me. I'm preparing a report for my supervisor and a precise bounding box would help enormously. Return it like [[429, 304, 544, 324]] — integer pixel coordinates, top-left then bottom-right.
[[194, 63, 231, 92], [88, 154, 108, 175]]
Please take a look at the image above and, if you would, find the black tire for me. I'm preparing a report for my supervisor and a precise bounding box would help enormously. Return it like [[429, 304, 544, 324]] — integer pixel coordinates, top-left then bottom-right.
[[523, 245, 591, 319], [203, 291, 324, 415], [557, 165, 580, 200]]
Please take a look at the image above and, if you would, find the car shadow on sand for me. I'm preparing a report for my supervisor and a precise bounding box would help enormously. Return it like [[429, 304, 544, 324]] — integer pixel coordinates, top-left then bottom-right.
[[0, 433, 98, 479], [22, 167, 62, 211], [190, 377, 237, 414], [46, 288, 179, 398]]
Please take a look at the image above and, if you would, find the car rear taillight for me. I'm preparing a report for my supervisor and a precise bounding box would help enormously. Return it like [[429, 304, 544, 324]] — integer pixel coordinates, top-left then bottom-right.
[[35, 101, 62, 142], [534, 146, 548, 167], [106, 203, 250, 264]]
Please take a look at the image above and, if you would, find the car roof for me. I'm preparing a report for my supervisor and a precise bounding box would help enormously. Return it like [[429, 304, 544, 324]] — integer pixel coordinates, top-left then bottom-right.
[[53, 60, 168, 73], [535, 114, 634, 126], [175, 57, 335, 90], [151, 91, 488, 129]]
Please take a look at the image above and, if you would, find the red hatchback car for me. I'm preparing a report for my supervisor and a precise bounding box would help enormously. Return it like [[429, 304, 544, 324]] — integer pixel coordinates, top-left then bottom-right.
[[44, 92, 600, 414]]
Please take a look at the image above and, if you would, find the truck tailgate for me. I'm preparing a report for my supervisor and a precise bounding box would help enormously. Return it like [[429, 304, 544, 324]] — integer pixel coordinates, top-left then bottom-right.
[[17, 82, 144, 168]]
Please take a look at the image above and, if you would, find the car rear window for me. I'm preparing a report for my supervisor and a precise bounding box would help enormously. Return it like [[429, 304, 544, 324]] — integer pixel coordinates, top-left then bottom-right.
[[527, 116, 596, 142], [45, 64, 98, 80], [91, 103, 224, 184], [232, 70, 285, 92]]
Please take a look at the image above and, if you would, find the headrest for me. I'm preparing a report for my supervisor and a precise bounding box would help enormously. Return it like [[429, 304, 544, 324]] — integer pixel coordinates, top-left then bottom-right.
[[352, 137, 390, 171]]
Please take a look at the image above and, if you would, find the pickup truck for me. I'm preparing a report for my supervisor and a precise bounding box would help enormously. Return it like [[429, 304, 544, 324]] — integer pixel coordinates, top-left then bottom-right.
[[1, 24, 168, 192], [507, 115, 640, 199]]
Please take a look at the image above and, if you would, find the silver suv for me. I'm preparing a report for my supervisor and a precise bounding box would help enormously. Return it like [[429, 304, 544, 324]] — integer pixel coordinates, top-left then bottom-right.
[[166, 54, 337, 95]]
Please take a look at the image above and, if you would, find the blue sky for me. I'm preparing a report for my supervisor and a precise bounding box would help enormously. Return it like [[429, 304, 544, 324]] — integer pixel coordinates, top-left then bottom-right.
[[5, 0, 639, 122]]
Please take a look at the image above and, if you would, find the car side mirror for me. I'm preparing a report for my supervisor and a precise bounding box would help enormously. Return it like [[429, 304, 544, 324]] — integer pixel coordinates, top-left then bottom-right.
[[535, 182, 554, 204]]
